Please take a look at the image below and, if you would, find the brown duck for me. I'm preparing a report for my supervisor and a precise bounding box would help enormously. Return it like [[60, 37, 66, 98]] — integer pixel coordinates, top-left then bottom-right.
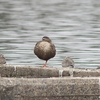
[[34, 36, 56, 67]]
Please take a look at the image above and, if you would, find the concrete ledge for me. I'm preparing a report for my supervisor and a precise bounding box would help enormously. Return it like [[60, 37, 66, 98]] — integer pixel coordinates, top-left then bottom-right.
[[0, 64, 59, 78], [0, 65, 100, 100], [0, 77, 100, 100], [0, 64, 100, 78]]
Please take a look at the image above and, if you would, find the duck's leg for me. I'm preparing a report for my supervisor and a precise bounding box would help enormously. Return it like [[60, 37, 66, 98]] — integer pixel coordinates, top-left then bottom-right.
[[42, 60, 48, 67]]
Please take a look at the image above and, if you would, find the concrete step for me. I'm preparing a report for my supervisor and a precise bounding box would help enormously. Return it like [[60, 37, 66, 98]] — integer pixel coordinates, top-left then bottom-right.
[[0, 64, 100, 78], [0, 77, 100, 100], [0, 64, 100, 100]]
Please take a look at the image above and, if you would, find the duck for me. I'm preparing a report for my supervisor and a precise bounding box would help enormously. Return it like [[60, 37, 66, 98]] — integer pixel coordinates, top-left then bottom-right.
[[34, 36, 56, 67]]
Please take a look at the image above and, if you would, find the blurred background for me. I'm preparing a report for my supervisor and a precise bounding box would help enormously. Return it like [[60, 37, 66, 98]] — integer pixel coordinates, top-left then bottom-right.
[[0, 0, 100, 68]]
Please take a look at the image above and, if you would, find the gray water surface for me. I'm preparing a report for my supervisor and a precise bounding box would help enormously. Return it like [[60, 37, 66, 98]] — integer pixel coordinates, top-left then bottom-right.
[[0, 0, 100, 68]]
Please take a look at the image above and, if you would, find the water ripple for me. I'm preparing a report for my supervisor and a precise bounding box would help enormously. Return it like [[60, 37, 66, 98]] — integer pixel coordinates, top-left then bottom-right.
[[0, 0, 100, 68]]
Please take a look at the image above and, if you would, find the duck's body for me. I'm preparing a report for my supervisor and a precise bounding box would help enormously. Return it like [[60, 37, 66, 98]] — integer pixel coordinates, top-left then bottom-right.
[[34, 36, 56, 67]]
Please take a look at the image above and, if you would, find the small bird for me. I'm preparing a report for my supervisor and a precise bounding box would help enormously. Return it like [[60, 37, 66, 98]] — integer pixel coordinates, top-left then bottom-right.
[[62, 57, 74, 68], [97, 66, 100, 69], [0, 54, 6, 64], [34, 36, 56, 67], [62, 57, 74, 77]]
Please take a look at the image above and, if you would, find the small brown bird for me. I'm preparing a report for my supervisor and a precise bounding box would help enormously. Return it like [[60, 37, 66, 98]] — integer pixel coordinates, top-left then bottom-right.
[[62, 57, 74, 68], [0, 54, 6, 64], [34, 36, 56, 67]]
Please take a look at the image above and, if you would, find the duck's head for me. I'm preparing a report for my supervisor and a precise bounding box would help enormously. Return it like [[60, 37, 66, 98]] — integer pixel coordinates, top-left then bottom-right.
[[42, 36, 51, 42]]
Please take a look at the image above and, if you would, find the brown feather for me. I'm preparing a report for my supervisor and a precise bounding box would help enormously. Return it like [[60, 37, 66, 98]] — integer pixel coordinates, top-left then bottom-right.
[[34, 36, 56, 61]]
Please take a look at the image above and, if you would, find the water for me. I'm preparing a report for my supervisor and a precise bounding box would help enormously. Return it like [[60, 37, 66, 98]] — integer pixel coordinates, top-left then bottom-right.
[[99, 78, 100, 98], [0, 0, 100, 69]]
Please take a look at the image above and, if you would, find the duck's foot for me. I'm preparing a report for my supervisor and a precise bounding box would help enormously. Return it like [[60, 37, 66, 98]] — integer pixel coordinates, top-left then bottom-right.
[[41, 64, 48, 67], [41, 60, 49, 67]]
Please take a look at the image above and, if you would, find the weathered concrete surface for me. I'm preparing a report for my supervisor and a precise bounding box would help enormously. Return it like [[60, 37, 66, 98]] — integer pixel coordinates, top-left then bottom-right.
[[0, 64, 100, 78], [0, 65, 100, 100], [0, 77, 99, 100], [0, 64, 59, 78]]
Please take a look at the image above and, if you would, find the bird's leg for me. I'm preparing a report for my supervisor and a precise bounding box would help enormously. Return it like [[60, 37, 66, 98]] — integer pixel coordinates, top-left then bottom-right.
[[42, 60, 48, 67]]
